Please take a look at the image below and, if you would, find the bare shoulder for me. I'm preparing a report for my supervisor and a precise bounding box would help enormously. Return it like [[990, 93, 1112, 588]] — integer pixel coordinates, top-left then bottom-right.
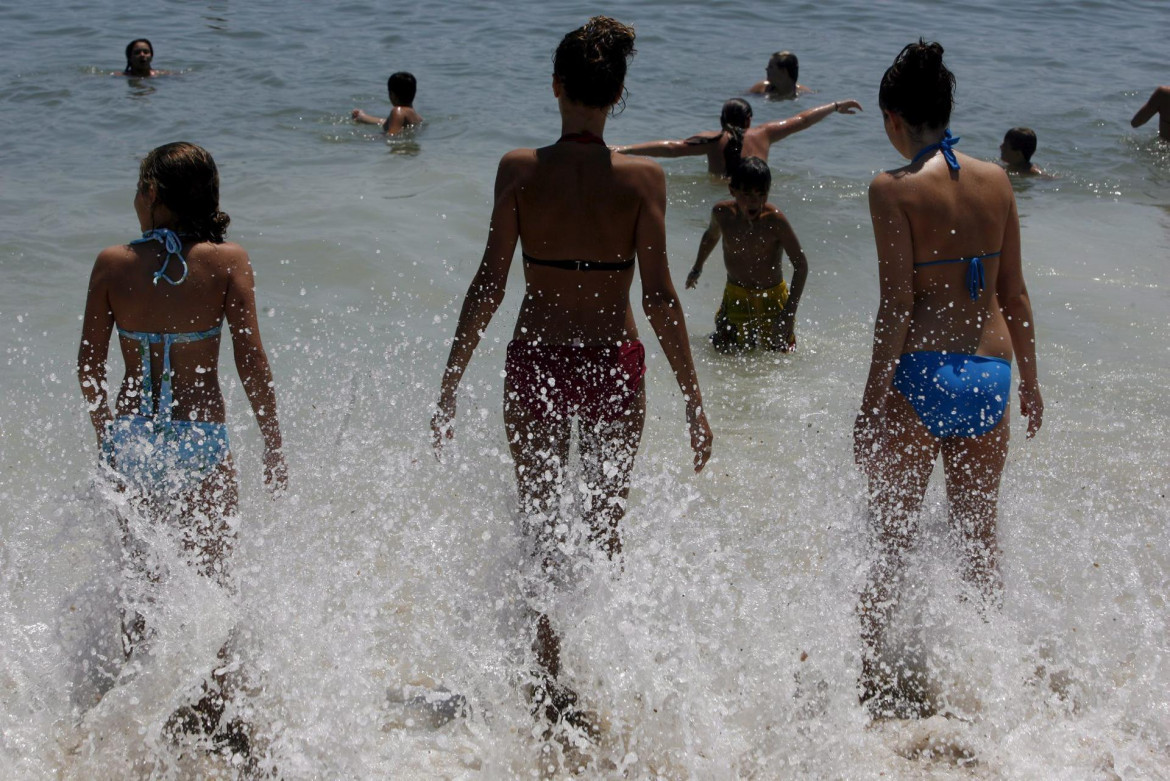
[[761, 204, 792, 227], [613, 153, 666, 189], [711, 199, 737, 217]]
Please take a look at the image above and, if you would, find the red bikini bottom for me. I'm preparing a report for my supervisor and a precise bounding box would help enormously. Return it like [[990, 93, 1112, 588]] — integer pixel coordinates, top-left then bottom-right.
[[504, 340, 646, 422]]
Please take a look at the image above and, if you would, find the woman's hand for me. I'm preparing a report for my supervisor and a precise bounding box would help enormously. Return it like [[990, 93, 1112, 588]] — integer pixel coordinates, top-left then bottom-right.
[[431, 392, 456, 460], [688, 406, 712, 472], [1018, 381, 1043, 438]]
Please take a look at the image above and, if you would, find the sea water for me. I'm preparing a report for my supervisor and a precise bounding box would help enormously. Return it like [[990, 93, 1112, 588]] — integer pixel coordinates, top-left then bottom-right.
[[1, 0, 1167, 777]]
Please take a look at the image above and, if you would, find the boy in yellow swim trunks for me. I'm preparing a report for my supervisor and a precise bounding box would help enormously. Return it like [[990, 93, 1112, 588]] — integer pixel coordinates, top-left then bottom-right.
[[686, 157, 808, 352]]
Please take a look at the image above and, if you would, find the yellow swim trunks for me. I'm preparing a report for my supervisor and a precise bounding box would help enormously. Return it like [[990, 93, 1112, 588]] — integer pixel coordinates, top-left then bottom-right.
[[713, 280, 793, 351]]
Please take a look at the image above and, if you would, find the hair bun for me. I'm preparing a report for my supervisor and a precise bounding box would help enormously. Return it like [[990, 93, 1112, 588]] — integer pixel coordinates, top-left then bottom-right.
[[903, 40, 945, 72], [582, 16, 636, 62]]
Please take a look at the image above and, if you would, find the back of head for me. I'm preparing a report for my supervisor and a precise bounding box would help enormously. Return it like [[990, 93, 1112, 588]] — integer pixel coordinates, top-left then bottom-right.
[[388, 71, 417, 104], [729, 156, 771, 193], [139, 142, 230, 243], [1004, 127, 1037, 161], [770, 50, 799, 81], [720, 98, 754, 173], [553, 16, 636, 109], [124, 38, 152, 67], [879, 40, 954, 130]]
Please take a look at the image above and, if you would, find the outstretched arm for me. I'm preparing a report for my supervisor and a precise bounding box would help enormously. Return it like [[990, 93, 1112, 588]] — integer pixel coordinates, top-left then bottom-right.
[[352, 109, 386, 126], [995, 193, 1043, 438], [225, 250, 287, 492], [615, 132, 720, 158], [760, 100, 861, 144], [686, 211, 722, 289], [431, 153, 522, 456], [636, 164, 712, 472], [1130, 86, 1169, 128], [854, 176, 915, 470], [77, 252, 116, 447]]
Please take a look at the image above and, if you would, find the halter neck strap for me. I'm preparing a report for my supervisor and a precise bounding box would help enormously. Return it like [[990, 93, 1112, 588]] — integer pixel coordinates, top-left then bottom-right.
[[557, 130, 607, 146], [131, 228, 190, 286], [911, 128, 961, 171]]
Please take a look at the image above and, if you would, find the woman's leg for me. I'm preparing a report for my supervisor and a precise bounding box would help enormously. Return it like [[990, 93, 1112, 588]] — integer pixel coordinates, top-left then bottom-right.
[[858, 390, 939, 706], [578, 385, 646, 558], [504, 378, 572, 679], [941, 411, 1010, 603]]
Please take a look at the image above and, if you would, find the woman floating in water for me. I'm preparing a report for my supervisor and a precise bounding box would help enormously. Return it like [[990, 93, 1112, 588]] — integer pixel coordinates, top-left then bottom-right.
[[614, 96, 861, 176], [432, 16, 711, 736], [77, 141, 286, 754], [853, 41, 1043, 719]]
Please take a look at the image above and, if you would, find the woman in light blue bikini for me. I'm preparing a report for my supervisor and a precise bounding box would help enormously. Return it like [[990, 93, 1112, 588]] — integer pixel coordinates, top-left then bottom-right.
[[853, 41, 1043, 717], [78, 141, 286, 578]]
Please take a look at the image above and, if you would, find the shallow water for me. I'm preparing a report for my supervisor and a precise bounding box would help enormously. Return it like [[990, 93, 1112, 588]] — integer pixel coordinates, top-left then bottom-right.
[[1, 0, 1168, 777]]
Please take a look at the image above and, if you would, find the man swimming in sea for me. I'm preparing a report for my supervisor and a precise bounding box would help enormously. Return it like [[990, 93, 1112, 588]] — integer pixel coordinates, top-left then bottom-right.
[[686, 157, 808, 352], [748, 51, 812, 99]]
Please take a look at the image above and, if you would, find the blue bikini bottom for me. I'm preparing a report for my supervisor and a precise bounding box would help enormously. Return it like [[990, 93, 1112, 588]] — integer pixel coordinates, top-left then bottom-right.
[[103, 415, 230, 490], [893, 352, 1011, 438]]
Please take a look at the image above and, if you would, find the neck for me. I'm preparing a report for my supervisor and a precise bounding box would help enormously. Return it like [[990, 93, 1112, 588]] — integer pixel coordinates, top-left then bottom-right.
[[558, 101, 608, 141]]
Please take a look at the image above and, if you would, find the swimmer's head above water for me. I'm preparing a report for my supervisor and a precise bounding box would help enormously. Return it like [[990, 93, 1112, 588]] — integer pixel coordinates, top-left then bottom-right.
[[387, 71, 417, 106], [766, 51, 799, 90], [878, 39, 955, 136], [124, 38, 154, 76], [137, 142, 229, 242], [553, 16, 636, 110]]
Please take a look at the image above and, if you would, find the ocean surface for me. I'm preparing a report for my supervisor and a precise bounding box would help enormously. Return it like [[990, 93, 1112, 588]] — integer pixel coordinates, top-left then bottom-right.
[[1, 0, 1168, 777]]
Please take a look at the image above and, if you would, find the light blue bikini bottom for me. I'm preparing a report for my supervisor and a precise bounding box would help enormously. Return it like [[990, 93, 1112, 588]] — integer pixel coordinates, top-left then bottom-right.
[[893, 351, 1011, 438], [103, 415, 230, 489]]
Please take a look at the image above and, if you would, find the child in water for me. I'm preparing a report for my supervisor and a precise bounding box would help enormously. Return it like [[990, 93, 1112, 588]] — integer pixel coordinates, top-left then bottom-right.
[[78, 141, 286, 757], [998, 127, 1045, 176], [686, 157, 808, 353], [352, 71, 423, 135], [120, 38, 168, 77]]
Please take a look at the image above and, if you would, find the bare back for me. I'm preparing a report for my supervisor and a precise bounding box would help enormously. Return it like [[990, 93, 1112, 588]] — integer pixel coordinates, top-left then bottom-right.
[[98, 241, 248, 421], [503, 144, 660, 344], [873, 152, 1019, 360]]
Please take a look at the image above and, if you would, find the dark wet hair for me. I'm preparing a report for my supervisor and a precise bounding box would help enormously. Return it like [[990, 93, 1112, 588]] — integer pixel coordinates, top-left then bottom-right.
[[878, 40, 955, 130], [138, 142, 230, 243], [1004, 127, 1037, 162], [387, 71, 417, 104], [720, 98, 754, 174], [124, 38, 153, 70], [769, 51, 799, 81], [729, 156, 772, 193], [553, 16, 636, 110]]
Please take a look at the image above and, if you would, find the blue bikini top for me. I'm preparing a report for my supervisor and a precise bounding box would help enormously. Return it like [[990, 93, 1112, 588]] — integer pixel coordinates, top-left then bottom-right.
[[911, 128, 961, 171], [131, 227, 190, 285]]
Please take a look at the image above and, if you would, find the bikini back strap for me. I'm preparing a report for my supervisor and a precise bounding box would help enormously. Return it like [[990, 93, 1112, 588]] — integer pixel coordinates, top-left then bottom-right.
[[914, 251, 1000, 300], [131, 228, 190, 286], [522, 252, 635, 272], [117, 325, 222, 419]]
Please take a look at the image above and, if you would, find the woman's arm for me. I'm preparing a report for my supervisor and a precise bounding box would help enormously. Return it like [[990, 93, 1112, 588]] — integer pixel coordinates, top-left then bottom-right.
[[634, 162, 712, 472], [615, 132, 720, 158], [77, 252, 116, 447], [759, 100, 861, 144], [431, 153, 522, 456], [854, 175, 915, 469], [995, 194, 1043, 438], [1130, 86, 1169, 128], [224, 248, 287, 491]]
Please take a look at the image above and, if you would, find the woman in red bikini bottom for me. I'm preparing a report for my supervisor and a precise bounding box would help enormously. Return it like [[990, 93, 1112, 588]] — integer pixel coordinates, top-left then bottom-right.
[[431, 16, 712, 732]]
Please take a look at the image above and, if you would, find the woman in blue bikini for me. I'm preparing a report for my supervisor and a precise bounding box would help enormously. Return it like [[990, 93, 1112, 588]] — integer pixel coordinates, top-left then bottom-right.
[[853, 41, 1043, 717], [78, 141, 286, 577]]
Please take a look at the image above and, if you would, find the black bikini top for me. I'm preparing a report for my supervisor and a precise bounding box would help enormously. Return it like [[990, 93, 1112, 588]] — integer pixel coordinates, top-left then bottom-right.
[[522, 251, 635, 272]]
